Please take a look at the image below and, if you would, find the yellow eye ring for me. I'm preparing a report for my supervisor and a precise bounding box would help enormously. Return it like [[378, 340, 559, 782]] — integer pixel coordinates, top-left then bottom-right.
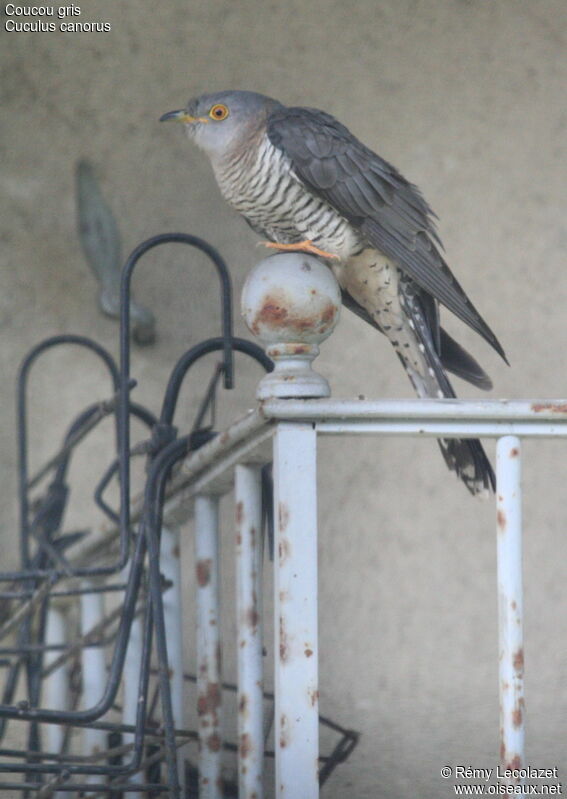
[[209, 103, 229, 121]]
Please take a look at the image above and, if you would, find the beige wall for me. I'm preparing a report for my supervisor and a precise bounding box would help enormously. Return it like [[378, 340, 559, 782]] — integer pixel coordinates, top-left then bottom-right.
[[1, 1, 566, 794]]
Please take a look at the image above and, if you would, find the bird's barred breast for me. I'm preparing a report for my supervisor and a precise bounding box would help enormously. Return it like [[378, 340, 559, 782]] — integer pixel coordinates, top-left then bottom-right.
[[214, 135, 363, 261]]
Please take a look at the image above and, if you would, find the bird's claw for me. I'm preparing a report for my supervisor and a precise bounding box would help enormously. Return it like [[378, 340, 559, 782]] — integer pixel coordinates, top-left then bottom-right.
[[260, 240, 340, 260]]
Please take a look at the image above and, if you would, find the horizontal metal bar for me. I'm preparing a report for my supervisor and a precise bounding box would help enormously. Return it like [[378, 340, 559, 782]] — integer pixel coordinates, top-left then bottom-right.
[[314, 421, 567, 437], [259, 398, 567, 438]]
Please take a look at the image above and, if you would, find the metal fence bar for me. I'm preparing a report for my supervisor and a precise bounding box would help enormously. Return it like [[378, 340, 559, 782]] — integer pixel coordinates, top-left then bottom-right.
[[159, 526, 186, 792], [234, 464, 264, 799], [121, 564, 144, 797], [44, 606, 69, 799], [496, 436, 525, 778], [194, 495, 223, 799], [273, 423, 319, 799], [80, 584, 108, 783]]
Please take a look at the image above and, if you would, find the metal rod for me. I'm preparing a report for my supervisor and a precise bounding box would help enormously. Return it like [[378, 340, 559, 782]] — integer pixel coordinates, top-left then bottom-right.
[[121, 564, 144, 798], [159, 526, 186, 792], [194, 494, 223, 798], [496, 436, 525, 779], [273, 423, 319, 799], [235, 464, 264, 799]]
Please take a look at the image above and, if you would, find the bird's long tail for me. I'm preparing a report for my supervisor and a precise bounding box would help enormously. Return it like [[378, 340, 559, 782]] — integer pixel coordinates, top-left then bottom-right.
[[396, 283, 495, 496]]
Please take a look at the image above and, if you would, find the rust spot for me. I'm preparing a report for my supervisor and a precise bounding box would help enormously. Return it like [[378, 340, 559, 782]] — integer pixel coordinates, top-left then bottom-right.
[[196, 559, 212, 587], [220, 431, 230, 445], [308, 688, 319, 707], [497, 509, 506, 531], [247, 607, 259, 628], [279, 615, 289, 662], [506, 754, 522, 769], [278, 502, 289, 532], [279, 590, 289, 602], [310, 288, 317, 294], [289, 343, 310, 355], [500, 739, 506, 762], [513, 648, 524, 675], [304, 647, 313, 658], [510, 447, 519, 458], [236, 501, 244, 526], [278, 536, 290, 565], [512, 698, 525, 728], [498, 494, 504, 502], [236, 532, 242, 546], [207, 733, 222, 752], [240, 732, 252, 759], [511, 600, 517, 610], [254, 297, 289, 330], [320, 303, 337, 328], [531, 402, 567, 413], [279, 714, 289, 748], [197, 682, 221, 716]]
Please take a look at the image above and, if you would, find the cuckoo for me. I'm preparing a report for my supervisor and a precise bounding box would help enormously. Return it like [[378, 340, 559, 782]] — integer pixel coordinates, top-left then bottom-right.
[[160, 90, 507, 495]]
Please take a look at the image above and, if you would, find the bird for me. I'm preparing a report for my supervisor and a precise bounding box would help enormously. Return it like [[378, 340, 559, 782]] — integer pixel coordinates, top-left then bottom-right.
[[160, 90, 507, 495]]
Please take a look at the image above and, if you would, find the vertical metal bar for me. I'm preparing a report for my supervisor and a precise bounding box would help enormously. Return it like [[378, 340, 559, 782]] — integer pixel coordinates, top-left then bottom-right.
[[160, 526, 186, 792], [80, 585, 107, 779], [121, 563, 144, 798], [235, 464, 264, 799], [273, 423, 319, 799], [496, 436, 525, 779], [44, 606, 69, 799], [194, 494, 223, 799]]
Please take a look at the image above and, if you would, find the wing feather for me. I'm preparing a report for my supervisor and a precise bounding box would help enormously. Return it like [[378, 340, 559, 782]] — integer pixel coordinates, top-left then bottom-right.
[[267, 106, 507, 362]]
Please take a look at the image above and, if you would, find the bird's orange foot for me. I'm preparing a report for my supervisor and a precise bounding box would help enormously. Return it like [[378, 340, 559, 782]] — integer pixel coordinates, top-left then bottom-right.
[[260, 239, 340, 260]]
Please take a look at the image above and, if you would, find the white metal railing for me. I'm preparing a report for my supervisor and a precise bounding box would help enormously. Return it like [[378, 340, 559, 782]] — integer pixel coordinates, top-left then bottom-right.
[[73, 253, 566, 797], [168, 396, 566, 799], [164, 253, 567, 798]]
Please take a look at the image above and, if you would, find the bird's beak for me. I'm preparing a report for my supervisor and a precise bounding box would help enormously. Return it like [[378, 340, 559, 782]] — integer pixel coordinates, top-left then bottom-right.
[[159, 109, 208, 124]]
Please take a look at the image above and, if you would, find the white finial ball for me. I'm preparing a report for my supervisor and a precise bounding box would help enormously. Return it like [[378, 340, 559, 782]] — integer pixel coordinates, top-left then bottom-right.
[[241, 253, 341, 345], [241, 253, 341, 399]]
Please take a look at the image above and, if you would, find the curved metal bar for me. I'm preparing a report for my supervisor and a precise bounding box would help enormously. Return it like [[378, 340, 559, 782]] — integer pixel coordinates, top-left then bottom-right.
[[17, 335, 120, 571], [119, 234, 234, 587], [160, 336, 273, 426], [0, 438, 190, 780], [93, 402, 159, 525]]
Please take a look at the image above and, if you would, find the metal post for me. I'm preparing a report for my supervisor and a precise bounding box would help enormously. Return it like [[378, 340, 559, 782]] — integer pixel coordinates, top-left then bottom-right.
[[160, 526, 186, 791], [121, 563, 144, 796], [496, 436, 525, 779], [273, 422, 319, 799], [44, 606, 69, 799], [80, 584, 107, 779], [235, 464, 264, 799], [194, 494, 223, 799]]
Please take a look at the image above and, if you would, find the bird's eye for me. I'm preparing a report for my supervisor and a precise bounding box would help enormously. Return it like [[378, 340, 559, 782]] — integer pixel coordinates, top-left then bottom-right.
[[209, 103, 229, 121]]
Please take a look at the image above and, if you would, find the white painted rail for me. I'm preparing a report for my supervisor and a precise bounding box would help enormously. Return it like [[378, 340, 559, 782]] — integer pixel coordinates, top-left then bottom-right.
[[176, 396, 567, 796]]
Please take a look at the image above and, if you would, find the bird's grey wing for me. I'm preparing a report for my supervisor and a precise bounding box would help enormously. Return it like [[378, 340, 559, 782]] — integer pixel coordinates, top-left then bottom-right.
[[267, 107, 507, 363]]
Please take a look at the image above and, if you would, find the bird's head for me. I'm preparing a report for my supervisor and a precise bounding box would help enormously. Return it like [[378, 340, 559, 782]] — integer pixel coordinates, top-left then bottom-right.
[[160, 90, 281, 159]]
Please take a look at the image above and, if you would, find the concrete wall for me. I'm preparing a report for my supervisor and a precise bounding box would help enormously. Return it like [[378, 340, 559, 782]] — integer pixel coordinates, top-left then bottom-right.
[[1, 0, 566, 795]]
